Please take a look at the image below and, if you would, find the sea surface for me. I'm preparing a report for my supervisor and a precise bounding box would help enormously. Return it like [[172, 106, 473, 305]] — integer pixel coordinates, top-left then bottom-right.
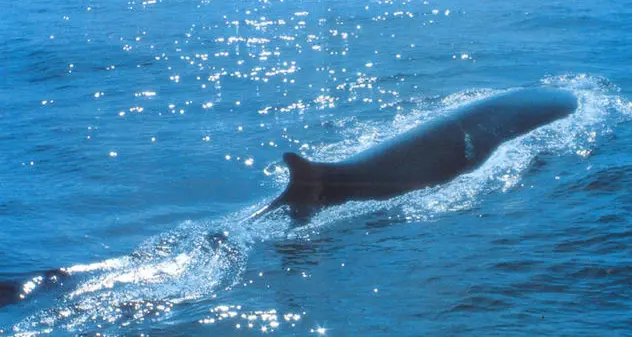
[[1, 0, 632, 336]]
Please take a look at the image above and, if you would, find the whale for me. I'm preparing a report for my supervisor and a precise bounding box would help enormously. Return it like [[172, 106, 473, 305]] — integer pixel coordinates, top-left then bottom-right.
[[0, 88, 577, 309], [248, 88, 578, 221]]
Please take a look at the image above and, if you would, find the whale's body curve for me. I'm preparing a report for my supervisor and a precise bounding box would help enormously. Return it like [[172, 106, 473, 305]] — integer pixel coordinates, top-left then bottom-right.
[[257, 88, 578, 219]]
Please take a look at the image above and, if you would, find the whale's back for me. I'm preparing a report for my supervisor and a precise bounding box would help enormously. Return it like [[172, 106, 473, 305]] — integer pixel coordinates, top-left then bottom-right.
[[455, 88, 577, 166], [458, 88, 577, 137], [267, 88, 578, 220]]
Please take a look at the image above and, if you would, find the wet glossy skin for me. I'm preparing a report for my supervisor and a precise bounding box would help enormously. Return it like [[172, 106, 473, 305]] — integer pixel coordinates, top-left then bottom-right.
[[277, 88, 578, 216]]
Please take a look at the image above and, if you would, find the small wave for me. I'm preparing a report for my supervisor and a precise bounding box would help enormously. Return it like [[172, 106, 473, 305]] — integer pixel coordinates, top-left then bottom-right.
[[443, 295, 512, 314], [556, 165, 632, 194]]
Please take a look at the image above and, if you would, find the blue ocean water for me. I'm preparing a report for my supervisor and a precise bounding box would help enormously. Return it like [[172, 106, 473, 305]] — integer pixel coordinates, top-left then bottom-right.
[[1, 0, 632, 335]]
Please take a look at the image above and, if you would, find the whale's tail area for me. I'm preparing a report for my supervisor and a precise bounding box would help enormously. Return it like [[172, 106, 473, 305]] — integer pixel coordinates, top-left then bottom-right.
[[0, 268, 71, 309], [243, 153, 325, 222], [0, 281, 20, 307]]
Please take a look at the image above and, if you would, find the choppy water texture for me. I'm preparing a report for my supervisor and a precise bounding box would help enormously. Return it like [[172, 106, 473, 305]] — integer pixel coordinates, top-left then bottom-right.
[[1, 0, 632, 336]]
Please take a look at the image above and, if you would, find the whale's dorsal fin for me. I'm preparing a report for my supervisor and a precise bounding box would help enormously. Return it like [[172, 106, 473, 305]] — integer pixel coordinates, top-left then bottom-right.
[[283, 152, 316, 182], [239, 152, 325, 223], [282, 152, 325, 207]]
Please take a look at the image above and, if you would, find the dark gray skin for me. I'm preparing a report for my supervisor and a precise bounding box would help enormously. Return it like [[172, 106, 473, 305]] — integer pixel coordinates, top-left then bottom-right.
[[250, 88, 577, 220]]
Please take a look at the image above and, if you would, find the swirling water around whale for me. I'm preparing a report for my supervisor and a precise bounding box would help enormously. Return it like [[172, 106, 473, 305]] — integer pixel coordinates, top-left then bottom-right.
[[1, 0, 632, 336]]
